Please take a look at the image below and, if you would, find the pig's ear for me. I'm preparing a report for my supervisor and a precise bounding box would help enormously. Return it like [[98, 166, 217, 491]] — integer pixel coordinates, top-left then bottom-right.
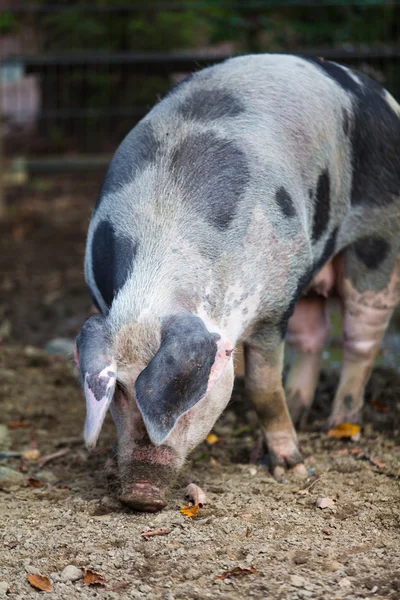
[[134, 314, 233, 445], [75, 315, 117, 450]]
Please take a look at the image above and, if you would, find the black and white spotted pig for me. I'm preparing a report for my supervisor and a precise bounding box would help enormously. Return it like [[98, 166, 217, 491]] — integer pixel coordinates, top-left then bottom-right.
[[75, 54, 400, 511]]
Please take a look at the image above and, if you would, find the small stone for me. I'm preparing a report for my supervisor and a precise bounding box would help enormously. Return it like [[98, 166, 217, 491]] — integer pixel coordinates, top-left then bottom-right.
[[290, 575, 307, 588], [44, 338, 75, 357], [0, 466, 25, 490], [35, 470, 58, 484], [22, 449, 40, 461], [338, 577, 352, 588], [0, 425, 11, 450], [0, 581, 9, 596], [60, 565, 82, 582]]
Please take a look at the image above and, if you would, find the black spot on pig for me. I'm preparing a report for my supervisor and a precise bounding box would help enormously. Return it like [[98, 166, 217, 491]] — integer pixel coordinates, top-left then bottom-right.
[[92, 221, 137, 308], [135, 314, 220, 445], [342, 108, 350, 136], [95, 121, 160, 207], [312, 170, 330, 243], [344, 394, 353, 410], [275, 187, 296, 218], [178, 89, 245, 121], [352, 236, 390, 270], [303, 58, 400, 207], [171, 131, 250, 230]]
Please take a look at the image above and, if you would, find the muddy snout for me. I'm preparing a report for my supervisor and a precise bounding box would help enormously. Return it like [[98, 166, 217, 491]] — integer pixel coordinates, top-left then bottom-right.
[[117, 444, 179, 512]]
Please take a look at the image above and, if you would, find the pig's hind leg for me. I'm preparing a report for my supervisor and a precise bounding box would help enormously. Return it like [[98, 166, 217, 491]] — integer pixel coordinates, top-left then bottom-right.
[[329, 248, 400, 428], [285, 296, 330, 428], [244, 339, 307, 479]]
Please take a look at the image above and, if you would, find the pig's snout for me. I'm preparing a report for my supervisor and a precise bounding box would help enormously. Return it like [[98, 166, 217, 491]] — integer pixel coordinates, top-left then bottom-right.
[[120, 480, 168, 512], [117, 443, 179, 512]]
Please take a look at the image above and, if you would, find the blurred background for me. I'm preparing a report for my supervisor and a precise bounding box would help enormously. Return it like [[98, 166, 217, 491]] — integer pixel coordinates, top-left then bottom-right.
[[0, 0, 400, 353]]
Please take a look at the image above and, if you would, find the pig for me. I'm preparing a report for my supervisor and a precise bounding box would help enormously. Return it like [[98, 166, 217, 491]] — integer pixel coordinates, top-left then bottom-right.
[[75, 54, 400, 510]]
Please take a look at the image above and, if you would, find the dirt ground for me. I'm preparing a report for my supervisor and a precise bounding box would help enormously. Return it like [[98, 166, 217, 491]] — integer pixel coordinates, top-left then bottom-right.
[[1, 177, 400, 600]]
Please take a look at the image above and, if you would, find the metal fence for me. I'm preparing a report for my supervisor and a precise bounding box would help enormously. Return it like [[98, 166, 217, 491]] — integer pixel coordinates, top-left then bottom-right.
[[1, 1, 400, 171]]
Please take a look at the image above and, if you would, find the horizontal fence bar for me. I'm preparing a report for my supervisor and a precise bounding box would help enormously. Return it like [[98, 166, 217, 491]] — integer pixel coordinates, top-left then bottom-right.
[[4, 1, 400, 13], [3, 47, 400, 73], [11, 156, 111, 173]]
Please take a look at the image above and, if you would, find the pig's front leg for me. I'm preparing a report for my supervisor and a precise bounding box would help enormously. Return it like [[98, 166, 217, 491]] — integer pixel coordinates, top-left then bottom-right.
[[244, 340, 307, 479]]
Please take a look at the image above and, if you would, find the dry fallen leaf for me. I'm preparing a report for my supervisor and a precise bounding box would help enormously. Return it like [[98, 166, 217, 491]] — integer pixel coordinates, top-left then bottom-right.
[[316, 497, 336, 509], [246, 527, 252, 538], [27, 574, 53, 592], [140, 529, 171, 540], [180, 504, 199, 517], [216, 566, 257, 580], [22, 449, 41, 461], [83, 569, 106, 586], [209, 457, 218, 466], [185, 483, 207, 507], [369, 457, 386, 469], [206, 433, 220, 445], [7, 420, 30, 430], [27, 477, 43, 489], [328, 423, 361, 439], [295, 489, 309, 496], [368, 398, 389, 413]]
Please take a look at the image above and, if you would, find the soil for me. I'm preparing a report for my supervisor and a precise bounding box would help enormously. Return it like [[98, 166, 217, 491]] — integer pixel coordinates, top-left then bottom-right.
[[1, 177, 400, 600]]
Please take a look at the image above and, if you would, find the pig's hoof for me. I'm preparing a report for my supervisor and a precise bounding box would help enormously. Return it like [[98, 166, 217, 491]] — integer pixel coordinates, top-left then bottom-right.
[[267, 438, 307, 481], [120, 482, 167, 512]]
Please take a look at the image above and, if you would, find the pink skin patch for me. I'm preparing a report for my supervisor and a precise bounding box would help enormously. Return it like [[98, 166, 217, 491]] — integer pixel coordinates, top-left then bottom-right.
[[206, 337, 233, 393]]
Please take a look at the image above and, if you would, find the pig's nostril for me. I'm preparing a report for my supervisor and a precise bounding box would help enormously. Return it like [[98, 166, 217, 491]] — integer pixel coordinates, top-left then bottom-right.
[[119, 483, 167, 512]]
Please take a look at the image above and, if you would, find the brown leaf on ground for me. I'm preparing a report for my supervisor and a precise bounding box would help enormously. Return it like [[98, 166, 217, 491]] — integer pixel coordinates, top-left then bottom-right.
[[295, 489, 309, 496], [27, 574, 53, 592], [27, 477, 43, 488], [216, 566, 257, 580], [328, 423, 361, 439], [209, 457, 218, 466], [368, 398, 389, 413], [316, 497, 336, 509], [180, 504, 199, 517], [369, 457, 386, 469], [7, 420, 30, 430], [140, 529, 171, 540], [83, 569, 106, 586], [206, 433, 220, 445], [246, 527, 252, 538], [185, 483, 207, 507]]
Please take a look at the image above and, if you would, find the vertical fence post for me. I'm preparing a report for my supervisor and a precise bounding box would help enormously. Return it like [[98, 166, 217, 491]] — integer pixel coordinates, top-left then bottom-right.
[[0, 73, 4, 218]]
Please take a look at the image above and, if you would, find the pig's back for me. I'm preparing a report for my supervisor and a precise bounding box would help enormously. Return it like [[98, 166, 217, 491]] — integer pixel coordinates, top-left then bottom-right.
[[86, 54, 400, 327]]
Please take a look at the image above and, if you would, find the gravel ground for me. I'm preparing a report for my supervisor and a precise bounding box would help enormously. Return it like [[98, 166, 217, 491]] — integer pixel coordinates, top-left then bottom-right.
[[1, 345, 400, 600]]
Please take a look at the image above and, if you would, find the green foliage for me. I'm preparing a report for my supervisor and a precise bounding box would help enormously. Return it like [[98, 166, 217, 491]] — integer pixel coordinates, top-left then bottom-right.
[[0, 10, 18, 34], [10, 1, 399, 151]]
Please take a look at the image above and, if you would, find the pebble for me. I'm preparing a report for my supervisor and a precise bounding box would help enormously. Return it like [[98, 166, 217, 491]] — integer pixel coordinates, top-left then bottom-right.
[[60, 565, 83, 582], [35, 470, 58, 484], [290, 575, 307, 588], [338, 577, 352, 588], [0, 581, 9, 597], [0, 425, 11, 450], [44, 338, 75, 357], [0, 466, 25, 489]]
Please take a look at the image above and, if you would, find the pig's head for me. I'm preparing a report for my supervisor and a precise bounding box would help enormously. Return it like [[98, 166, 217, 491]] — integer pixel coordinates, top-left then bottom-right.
[[75, 313, 234, 511]]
